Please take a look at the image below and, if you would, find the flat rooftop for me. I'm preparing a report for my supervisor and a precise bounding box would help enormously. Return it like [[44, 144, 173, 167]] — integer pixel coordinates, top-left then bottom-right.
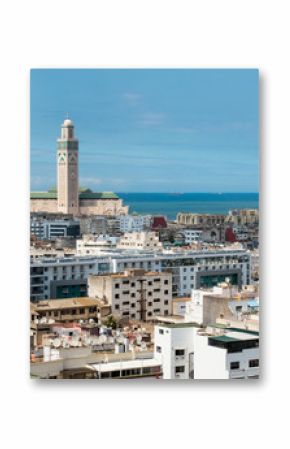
[[90, 358, 161, 373], [34, 297, 105, 311]]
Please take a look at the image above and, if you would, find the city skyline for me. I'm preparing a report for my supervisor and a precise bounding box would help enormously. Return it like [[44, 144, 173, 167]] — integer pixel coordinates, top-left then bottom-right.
[[31, 69, 259, 193]]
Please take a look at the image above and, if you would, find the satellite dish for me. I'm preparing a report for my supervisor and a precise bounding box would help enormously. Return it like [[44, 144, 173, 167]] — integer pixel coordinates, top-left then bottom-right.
[[79, 320, 83, 324], [53, 338, 61, 348], [117, 336, 124, 344], [136, 335, 142, 344], [107, 336, 114, 344], [48, 319, 55, 324], [141, 342, 147, 350], [71, 339, 78, 347], [89, 319, 94, 324]]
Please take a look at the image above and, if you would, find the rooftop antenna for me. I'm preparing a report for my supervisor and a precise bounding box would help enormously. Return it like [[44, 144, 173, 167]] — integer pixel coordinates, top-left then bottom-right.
[[66, 112, 69, 120]]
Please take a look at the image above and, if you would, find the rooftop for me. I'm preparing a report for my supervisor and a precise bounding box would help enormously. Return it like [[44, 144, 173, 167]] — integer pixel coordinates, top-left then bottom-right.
[[34, 297, 104, 311], [31, 191, 119, 200]]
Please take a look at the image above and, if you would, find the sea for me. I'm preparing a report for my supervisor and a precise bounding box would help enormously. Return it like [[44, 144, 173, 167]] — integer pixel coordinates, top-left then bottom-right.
[[117, 193, 259, 221]]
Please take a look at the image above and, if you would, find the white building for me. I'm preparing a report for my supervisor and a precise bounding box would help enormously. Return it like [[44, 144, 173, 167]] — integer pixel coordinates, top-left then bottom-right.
[[185, 284, 258, 326], [181, 229, 203, 245], [31, 248, 251, 301], [194, 327, 259, 379], [154, 322, 259, 379], [154, 323, 197, 379], [76, 234, 119, 255], [117, 215, 152, 233], [117, 232, 163, 251]]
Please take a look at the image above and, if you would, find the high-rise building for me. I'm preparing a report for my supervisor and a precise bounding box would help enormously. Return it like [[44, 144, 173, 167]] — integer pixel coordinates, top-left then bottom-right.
[[57, 119, 79, 215]]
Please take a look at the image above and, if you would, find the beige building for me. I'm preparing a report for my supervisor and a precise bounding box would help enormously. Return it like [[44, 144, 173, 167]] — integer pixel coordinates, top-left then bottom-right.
[[117, 231, 163, 251], [88, 269, 172, 321], [31, 119, 128, 216], [34, 297, 111, 323], [227, 209, 259, 225], [177, 213, 226, 226]]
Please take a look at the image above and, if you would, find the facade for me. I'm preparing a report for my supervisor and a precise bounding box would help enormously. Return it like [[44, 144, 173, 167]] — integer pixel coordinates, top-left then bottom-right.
[[34, 297, 111, 323], [88, 269, 172, 321], [30, 119, 128, 216], [194, 328, 259, 379], [154, 323, 197, 379], [117, 214, 152, 233], [177, 213, 226, 226], [30, 218, 80, 241], [76, 235, 119, 255], [184, 284, 258, 326], [117, 231, 163, 251], [180, 229, 203, 244], [154, 323, 259, 380], [227, 209, 259, 225], [30, 248, 251, 301]]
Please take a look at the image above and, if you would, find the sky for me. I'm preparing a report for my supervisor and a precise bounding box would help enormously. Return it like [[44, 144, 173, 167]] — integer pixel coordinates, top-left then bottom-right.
[[30, 69, 259, 193]]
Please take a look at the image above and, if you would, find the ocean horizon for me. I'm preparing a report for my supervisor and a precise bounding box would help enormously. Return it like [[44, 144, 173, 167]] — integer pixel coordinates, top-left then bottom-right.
[[117, 192, 259, 220]]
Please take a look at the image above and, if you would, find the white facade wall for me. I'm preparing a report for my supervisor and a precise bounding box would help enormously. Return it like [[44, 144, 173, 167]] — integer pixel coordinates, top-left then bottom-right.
[[117, 215, 152, 233], [154, 325, 196, 379], [194, 334, 259, 379], [182, 229, 203, 244]]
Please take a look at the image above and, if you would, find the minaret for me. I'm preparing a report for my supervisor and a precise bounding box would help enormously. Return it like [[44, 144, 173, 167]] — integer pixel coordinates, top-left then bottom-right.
[[57, 118, 79, 215]]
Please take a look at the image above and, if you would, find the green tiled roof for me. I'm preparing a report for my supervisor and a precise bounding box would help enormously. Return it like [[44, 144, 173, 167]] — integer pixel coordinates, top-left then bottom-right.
[[30, 192, 57, 199], [79, 191, 119, 199], [31, 191, 119, 200]]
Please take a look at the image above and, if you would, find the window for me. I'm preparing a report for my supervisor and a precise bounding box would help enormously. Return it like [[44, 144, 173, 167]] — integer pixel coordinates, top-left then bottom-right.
[[115, 304, 120, 310], [115, 283, 120, 289], [164, 300, 168, 305], [249, 359, 259, 368], [148, 302, 152, 306], [153, 298, 160, 303], [131, 293, 135, 298], [175, 366, 185, 373], [164, 290, 169, 295], [159, 329, 164, 335], [175, 349, 185, 356], [164, 280, 169, 285], [156, 346, 162, 353], [230, 361, 240, 370], [236, 306, 242, 312], [115, 294, 119, 299]]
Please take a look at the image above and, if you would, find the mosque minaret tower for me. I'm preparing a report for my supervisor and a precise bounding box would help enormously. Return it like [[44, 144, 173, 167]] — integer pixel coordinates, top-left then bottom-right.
[[57, 118, 79, 215], [31, 117, 128, 216]]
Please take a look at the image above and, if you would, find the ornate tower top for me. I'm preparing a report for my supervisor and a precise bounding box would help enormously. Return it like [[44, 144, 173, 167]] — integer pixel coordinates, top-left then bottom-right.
[[60, 117, 75, 140]]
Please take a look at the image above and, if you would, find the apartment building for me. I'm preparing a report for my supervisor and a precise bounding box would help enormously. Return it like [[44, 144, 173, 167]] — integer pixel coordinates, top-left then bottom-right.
[[194, 327, 259, 379], [117, 232, 163, 251], [30, 256, 110, 302], [180, 229, 203, 244], [31, 248, 251, 301], [88, 269, 172, 321], [154, 322, 259, 379], [34, 297, 111, 323], [76, 235, 119, 255], [117, 214, 152, 233], [31, 218, 80, 241]]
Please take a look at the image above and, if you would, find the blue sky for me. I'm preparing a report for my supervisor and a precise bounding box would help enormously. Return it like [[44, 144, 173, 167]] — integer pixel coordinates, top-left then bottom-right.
[[30, 69, 259, 192]]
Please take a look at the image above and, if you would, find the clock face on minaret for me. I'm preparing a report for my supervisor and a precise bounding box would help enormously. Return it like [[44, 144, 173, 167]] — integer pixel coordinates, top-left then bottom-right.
[[57, 118, 79, 214]]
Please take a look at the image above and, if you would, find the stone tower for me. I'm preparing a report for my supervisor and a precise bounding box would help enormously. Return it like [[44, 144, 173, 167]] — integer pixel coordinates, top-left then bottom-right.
[[57, 118, 79, 215]]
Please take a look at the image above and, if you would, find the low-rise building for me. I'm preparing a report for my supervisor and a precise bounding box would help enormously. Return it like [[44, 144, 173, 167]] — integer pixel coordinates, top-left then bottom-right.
[[194, 327, 259, 379], [34, 297, 111, 323], [185, 284, 259, 327], [154, 322, 259, 379], [117, 214, 152, 233], [180, 229, 203, 244], [31, 218, 80, 241], [76, 234, 119, 255], [117, 231, 163, 251], [88, 269, 172, 321]]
